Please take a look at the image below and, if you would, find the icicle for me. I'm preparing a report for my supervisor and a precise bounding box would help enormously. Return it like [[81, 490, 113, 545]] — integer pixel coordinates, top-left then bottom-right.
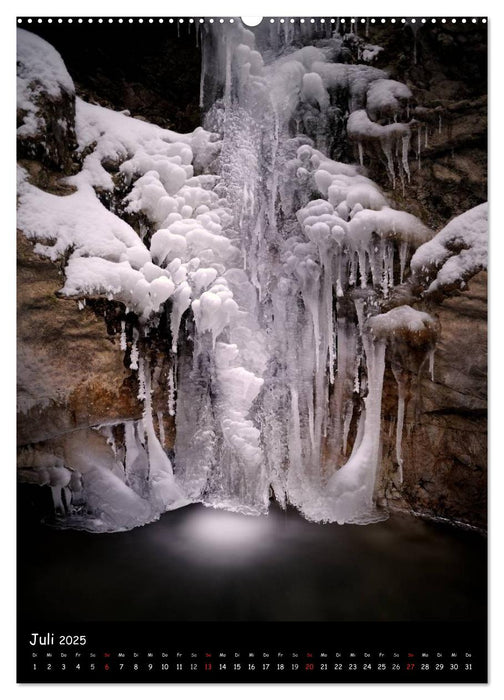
[[358, 247, 368, 288], [289, 385, 304, 479], [199, 28, 206, 109], [50, 486, 65, 515], [307, 391, 316, 453], [223, 36, 232, 107], [381, 138, 396, 188], [137, 354, 146, 400], [387, 242, 395, 293], [157, 411, 166, 447], [142, 358, 185, 509], [324, 263, 335, 384], [313, 354, 327, 476], [399, 240, 408, 284], [327, 331, 387, 523], [429, 347, 435, 381], [380, 240, 389, 297], [391, 366, 406, 485], [438, 113, 442, 134], [170, 283, 191, 353], [342, 402, 354, 456], [395, 391, 405, 484], [365, 245, 375, 289], [299, 261, 321, 371], [335, 251, 344, 297], [167, 365, 176, 416], [349, 251, 357, 286], [102, 426, 117, 457], [130, 328, 139, 371], [401, 133, 411, 183], [353, 359, 360, 394], [358, 141, 364, 166], [120, 320, 126, 351]]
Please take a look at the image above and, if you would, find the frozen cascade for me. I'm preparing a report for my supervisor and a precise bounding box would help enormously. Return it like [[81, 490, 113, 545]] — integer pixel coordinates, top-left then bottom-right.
[[139, 356, 188, 511], [173, 20, 433, 524], [16, 25, 487, 532]]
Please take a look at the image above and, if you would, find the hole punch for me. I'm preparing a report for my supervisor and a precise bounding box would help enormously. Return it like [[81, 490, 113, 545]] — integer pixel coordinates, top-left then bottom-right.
[[241, 17, 263, 27]]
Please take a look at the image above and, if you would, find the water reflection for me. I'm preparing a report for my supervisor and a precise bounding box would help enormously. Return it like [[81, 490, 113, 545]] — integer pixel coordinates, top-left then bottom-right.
[[177, 506, 275, 561], [18, 501, 486, 623]]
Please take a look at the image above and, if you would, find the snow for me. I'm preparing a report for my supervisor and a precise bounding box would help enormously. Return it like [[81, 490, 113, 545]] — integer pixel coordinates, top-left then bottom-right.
[[411, 203, 488, 293], [73, 98, 219, 192], [301, 72, 330, 110], [366, 79, 412, 121], [17, 28, 74, 137], [348, 108, 409, 141], [368, 305, 437, 342], [310, 61, 387, 108], [347, 208, 432, 247], [361, 44, 384, 63], [17, 95, 239, 334], [18, 181, 145, 262], [347, 110, 412, 185]]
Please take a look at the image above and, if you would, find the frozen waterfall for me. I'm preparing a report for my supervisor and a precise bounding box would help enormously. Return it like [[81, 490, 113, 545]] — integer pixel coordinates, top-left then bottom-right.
[[16, 23, 486, 532]]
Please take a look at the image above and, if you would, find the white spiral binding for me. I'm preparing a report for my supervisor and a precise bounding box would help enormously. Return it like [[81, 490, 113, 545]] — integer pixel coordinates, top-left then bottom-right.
[[17, 17, 488, 25]]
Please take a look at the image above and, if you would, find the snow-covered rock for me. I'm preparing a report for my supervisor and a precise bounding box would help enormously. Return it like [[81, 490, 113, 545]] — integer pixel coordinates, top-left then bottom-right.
[[17, 29, 77, 170], [411, 203, 488, 295]]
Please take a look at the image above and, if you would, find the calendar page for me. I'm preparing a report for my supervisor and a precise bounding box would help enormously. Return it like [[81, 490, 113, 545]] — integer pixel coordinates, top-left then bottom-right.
[[16, 14, 488, 684]]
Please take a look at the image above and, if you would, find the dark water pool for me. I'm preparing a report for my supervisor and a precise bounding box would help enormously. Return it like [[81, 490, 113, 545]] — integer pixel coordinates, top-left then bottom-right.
[[17, 500, 486, 623]]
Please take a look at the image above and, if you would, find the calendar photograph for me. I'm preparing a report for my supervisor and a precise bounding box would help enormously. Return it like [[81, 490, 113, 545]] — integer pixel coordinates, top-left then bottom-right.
[[16, 14, 488, 683]]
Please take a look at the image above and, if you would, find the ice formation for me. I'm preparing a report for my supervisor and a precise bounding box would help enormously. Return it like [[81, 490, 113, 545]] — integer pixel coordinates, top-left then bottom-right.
[[16, 25, 488, 531], [411, 203, 488, 295]]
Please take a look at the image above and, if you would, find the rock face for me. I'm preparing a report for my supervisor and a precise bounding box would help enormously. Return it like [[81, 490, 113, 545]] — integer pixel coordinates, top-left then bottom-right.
[[353, 22, 487, 528], [17, 217, 177, 525], [17, 23, 487, 530], [25, 21, 203, 133], [17, 225, 145, 462], [364, 21, 487, 231], [16, 37, 144, 452], [17, 218, 144, 439], [377, 272, 487, 529]]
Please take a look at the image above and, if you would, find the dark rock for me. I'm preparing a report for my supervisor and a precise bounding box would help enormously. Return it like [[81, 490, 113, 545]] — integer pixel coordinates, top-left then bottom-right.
[[377, 272, 487, 529]]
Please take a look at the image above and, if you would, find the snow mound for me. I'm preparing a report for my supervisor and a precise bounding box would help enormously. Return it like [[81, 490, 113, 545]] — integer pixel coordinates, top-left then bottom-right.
[[368, 305, 438, 345], [17, 28, 74, 138], [411, 203, 488, 294], [366, 79, 412, 121]]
